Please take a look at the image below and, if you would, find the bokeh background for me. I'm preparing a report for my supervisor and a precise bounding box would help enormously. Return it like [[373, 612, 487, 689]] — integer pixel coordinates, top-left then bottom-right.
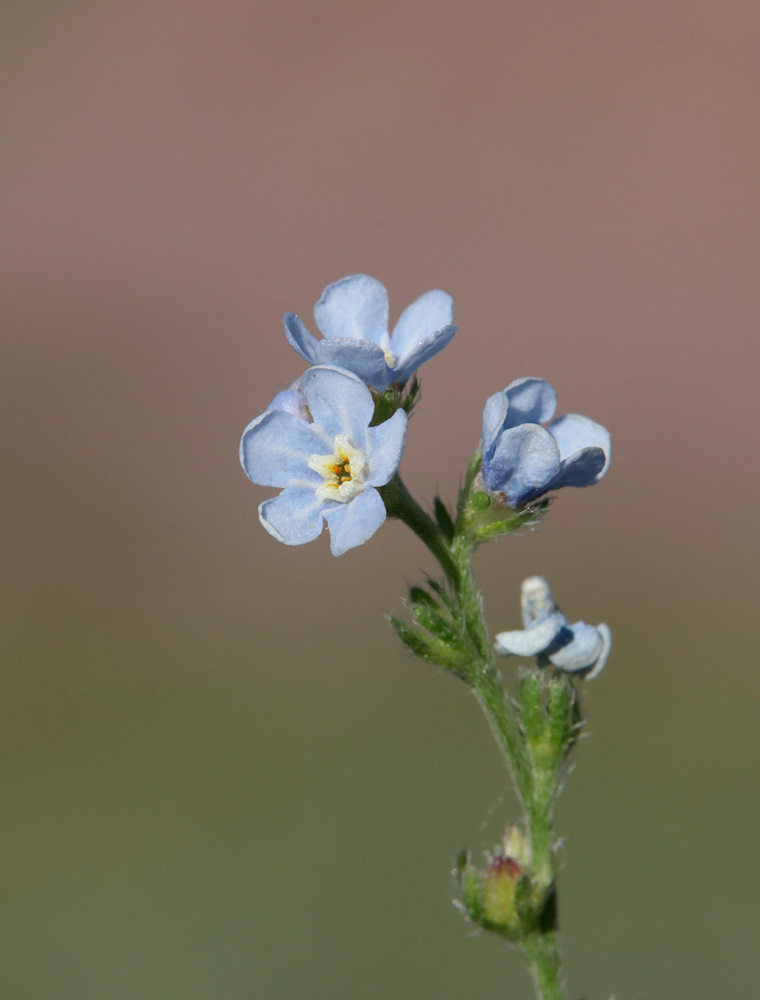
[[3, 2, 759, 997]]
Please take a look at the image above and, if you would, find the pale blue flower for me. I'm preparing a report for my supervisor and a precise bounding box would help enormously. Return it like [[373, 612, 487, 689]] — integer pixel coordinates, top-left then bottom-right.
[[283, 274, 457, 392], [240, 366, 407, 556], [480, 378, 610, 507], [494, 577, 611, 679]]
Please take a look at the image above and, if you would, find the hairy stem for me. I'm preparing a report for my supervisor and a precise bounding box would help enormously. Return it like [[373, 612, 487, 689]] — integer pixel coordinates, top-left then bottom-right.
[[379, 475, 457, 581], [524, 932, 564, 1000], [386, 470, 565, 1000]]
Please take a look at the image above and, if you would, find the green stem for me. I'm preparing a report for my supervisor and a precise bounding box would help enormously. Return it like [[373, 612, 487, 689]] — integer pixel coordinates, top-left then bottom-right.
[[523, 932, 564, 1000], [379, 476, 457, 581], [448, 534, 534, 807], [384, 469, 564, 999]]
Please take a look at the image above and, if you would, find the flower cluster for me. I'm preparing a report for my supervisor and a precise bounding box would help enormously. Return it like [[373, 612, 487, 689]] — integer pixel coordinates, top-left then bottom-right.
[[240, 274, 611, 582], [480, 378, 610, 507], [495, 576, 611, 679], [240, 274, 454, 554]]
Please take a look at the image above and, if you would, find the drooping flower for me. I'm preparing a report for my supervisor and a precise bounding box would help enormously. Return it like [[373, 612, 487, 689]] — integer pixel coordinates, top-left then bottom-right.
[[494, 576, 611, 679], [283, 274, 457, 392], [480, 378, 610, 507], [240, 365, 407, 556]]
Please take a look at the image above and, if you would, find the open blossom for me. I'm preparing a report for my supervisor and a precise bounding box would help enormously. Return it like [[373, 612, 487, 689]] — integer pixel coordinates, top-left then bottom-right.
[[283, 274, 457, 392], [480, 378, 610, 507], [494, 577, 611, 679], [240, 366, 407, 556]]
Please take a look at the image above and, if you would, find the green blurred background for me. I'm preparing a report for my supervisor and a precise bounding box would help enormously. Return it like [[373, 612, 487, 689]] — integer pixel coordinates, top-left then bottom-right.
[[2, 1, 758, 997]]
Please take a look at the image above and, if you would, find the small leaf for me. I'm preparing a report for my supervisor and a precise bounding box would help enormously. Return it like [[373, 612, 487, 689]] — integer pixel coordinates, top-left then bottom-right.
[[389, 617, 435, 660], [413, 603, 461, 646], [433, 496, 456, 541], [408, 586, 439, 609], [425, 576, 457, 613]]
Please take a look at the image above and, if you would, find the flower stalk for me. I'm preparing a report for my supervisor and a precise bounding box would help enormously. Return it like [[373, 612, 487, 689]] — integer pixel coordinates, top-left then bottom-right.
[[385, 467, 571, 1000], [240, 274, 613, 1000]]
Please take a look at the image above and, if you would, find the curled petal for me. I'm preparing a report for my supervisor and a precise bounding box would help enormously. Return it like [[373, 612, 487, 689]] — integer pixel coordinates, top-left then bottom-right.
[[482, 423, 561, 506], [314, 274, 389, 345], [267, 387, 308, 419], [520, 576, 560, 629], [240, 410, 325, 488], [366, 409, 408, 486], [547, 447, 607, 490], [298, 366, 375, 447], [584, 624, 611, 680], [390, 289, 454, 361], [313, 339, 390, 391], [283, 313, 320, 365], [503, 378, 557, 428], [547, 414, 610, 480], [392, 324, 458, 386], [494, 613, 566, 657], [548, 622, 604, 672], [258, 488, 326, 545], [481, 390, 509, 457], [323, 486, 386, 555]]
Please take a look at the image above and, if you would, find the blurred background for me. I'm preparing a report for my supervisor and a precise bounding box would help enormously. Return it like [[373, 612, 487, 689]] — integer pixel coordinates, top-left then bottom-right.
[[2, 1, 759, 997]]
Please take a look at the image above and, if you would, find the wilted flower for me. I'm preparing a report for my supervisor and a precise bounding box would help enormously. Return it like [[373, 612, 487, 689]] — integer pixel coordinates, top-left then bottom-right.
[[283, 274, 457, 391], [481, 378, 610, 507], [240, 366, 407, 556], [494, 576, 611, 678]]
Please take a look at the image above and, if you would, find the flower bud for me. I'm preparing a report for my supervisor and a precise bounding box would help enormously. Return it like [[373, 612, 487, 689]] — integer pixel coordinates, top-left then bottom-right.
[[481, 854, 524, 930]]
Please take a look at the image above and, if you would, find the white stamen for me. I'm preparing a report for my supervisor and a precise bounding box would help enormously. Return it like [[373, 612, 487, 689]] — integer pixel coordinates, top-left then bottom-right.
[[308, 434, 368, 503]]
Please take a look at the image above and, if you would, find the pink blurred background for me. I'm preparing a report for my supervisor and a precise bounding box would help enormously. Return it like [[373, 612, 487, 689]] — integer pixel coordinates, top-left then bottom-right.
[[2, 2, 759, 998]]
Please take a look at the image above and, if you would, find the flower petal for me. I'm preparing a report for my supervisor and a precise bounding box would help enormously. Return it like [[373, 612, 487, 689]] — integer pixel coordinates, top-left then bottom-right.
[[313, 338, 390, 390], [366, 409, 408, 486], [240, 410, 326, 488], [283, 313, 320, 364], [390, 289, 454, 361], [267, 387, 308, 419], [392, 324, 458, 386], [481, 424, 561, 506], [584, 624, 611, 680], [323, 486, 386, 555], [494, 613, 566, 657], [548, 622, 604, 672], [313, 274, 389, 345], [520, 576, 561, 629], [547, 414, 610, 479], [503, 378, 557, 428], [547, 447, 607, 490], [258, 488, 326, 545], [298, 366, 375, 446], [481, 390, 509, 457]]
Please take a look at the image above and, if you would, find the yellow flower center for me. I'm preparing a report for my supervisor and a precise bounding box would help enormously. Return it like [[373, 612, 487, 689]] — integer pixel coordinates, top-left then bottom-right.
[[308, 434, 367, 503]]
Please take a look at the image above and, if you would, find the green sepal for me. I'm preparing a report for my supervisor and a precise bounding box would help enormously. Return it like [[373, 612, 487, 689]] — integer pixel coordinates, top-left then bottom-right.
[[517, 667, 544, 743], [547, 673, 579, 759], [402, 375, 421, 413], [461, 494, 552, 544], [457, 854, 484, 922], [370, 386, 403, 426]]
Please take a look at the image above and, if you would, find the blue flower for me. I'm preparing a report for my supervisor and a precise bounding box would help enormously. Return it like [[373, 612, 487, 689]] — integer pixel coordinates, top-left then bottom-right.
[[480, 378, 610, 507], [494, 577, 611, 679], [240, 366, 407, 556], [283, 274, 457, 392]]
